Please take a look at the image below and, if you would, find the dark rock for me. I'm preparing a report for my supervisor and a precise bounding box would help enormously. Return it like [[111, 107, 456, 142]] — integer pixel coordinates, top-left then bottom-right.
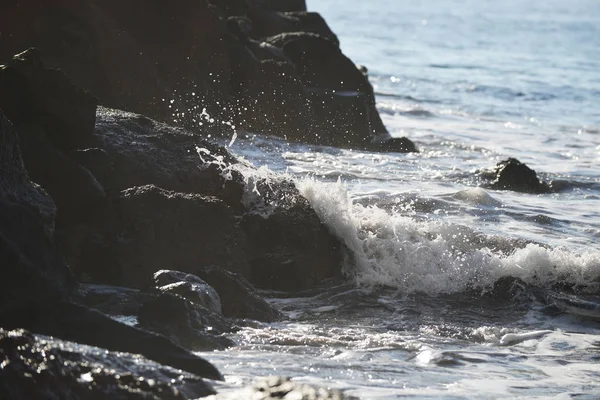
[[0, 111, 74, 317], [1, 110, 221, 382], [369, 137, 418, 153], [0, 48, 97, 150], [210, 0, 249, 17], [247, 0, 307, 12], [76, 283, 155, 317], [154, 270, 222, 314], [0, 111, 56, 235], [213, 376, 357, 399], [306, 88, 373, 148], [0, 328, 216, 400], [4, 302, 223, 381], [77, 185, 249, 288], [92, 107, 242, 201], [248, 10, 339, 45], [0, 1, 230, 126], [488, 158, 550, 194], [241, 179, 343, 291], [138, 293, 233, 351], [231, 57, 314, 141], [267, 32, 388, 143], [197, 266, 283, 322], [16, 122, 107, 226]]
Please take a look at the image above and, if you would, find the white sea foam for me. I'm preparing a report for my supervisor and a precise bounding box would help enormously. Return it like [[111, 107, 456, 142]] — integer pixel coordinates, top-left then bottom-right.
[[296, 177, 600, 294]]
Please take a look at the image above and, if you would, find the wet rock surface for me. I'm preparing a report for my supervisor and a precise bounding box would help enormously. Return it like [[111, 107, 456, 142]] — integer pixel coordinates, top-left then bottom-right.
[[138, 293, 233, 351], [197, 265, 284, 322], [0, 0, 412, 151], [0, 111, 74, 315], [154, 270, 223, 315], [241, 179, 343, 291], [0, 328, 215, 400], [484, 158, 551, 194]]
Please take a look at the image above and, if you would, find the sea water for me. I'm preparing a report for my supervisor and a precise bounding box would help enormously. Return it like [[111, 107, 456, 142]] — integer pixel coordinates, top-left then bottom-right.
[[200, 0, 600, 398]]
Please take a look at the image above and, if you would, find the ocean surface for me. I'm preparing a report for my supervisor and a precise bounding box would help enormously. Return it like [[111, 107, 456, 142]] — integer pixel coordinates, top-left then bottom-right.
[[201, 0, 600, 398]]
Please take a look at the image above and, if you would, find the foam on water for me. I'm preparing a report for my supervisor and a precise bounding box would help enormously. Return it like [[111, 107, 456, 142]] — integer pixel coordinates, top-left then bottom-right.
[[297, 176, 600, 294]]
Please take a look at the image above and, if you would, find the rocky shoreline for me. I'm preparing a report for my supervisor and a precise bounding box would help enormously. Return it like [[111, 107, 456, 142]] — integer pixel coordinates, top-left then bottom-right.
[[0, 1, 554, 398]]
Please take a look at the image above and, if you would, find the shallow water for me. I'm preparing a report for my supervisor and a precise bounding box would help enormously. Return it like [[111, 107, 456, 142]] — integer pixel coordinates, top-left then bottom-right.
[[200, 0, 600, 398]]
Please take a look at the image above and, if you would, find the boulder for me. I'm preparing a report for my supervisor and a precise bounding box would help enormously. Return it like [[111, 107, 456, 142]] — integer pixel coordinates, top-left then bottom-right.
[[240, 179, 342, 291], [4, 302, 223, 381], [370, 137, 418, 153], [488, 158, 550, 194], [16, 122, 106, 226], [154, 270, 222, 315], [76, 283, 155, 317], [0, 111, 74, 317], [90, 107, 242, 202], [267, 32, 389, 144], [0, 49, 107, 226], [76, 185, 249, 288], [0, 1, 229, 127], [197, 266, 283, 322], [247, 0, 307, 12], [0, 48, 97, 150], [0, 111, 56, 235], [248, 10, 339, 45], [0, 328, 216, 399], [209, 0, 249, 17], [138, 293, 233, 351]]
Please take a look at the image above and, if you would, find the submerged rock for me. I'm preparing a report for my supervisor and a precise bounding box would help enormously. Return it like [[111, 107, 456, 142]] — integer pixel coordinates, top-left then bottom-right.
[[487, 158, 550, 194], [370, 137, 419, 153], [0, 328, 216, 400], [213, 376, 357, 400]]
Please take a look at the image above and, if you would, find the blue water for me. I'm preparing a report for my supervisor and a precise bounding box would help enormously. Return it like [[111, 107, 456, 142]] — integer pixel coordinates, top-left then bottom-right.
[[200, 1, 600, 398]]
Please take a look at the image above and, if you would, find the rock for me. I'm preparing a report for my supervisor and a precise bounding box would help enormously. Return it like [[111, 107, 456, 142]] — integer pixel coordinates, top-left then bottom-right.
[[248, 10, 339, 45], [231, 57, 314, 141], [76, 283, 155, 317], [4, 302, 223, 381], [0, 48, 97, 150], [369, 137, 418, 153], [154, 270, 222, 315], [91, 107, 241, 201], [488, 158, 550, 194], [0, 49, 106, 226], [16, 122, 107, 226], [241, 179, 343, 291], [213, 376, 357, 400], [76, 185, 249, 288], [0, 328, 216, 400], [0, 1, 230, 126], [209, 0, 249, 17], [197, 266, 283, 322], [1, 110, 221, 382], [0, 111, 56, 235], [247, 0, 307, 12], [0, 111, 74, 317], [306, 88, 373, 148], [267, 32, 388, 144], [138, 293, 233, 351]]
